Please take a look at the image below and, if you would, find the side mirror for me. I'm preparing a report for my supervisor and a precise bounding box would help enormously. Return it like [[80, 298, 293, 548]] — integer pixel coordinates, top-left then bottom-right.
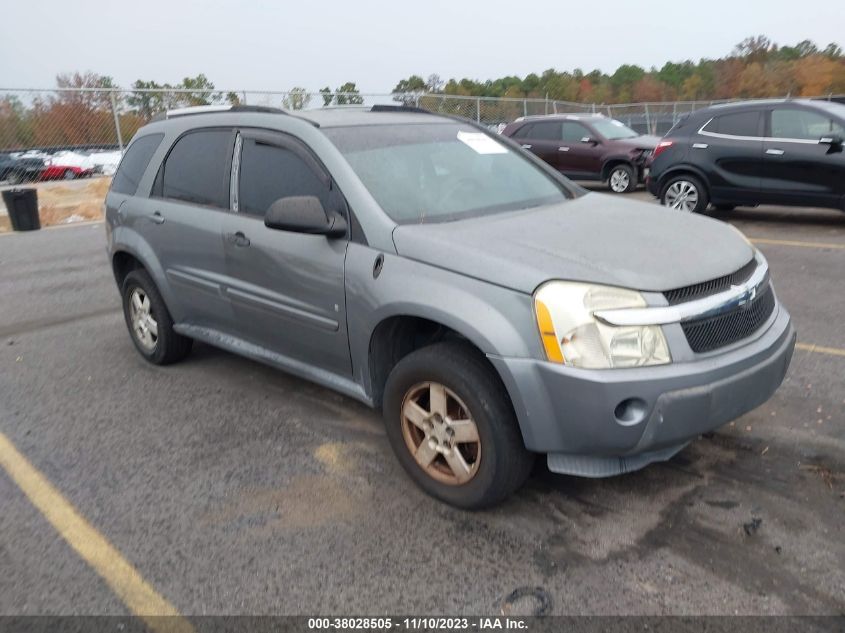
[[819, 135, 843, 147], [264, 196, 347, 238]]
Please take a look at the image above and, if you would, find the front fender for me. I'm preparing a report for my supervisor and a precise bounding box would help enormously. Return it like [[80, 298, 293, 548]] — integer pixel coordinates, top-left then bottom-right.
[[344, 243, 543, 400]]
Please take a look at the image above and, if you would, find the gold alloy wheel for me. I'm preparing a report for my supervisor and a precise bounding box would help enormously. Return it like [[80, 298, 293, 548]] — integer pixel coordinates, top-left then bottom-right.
[[400, 382, 481, 486]]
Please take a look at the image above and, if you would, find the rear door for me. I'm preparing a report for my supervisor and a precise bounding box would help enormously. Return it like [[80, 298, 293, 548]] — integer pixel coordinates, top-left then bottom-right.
[[760, 106, 845, 208], [693, 109, 763, 203], [130, 128, 236, 330], [221, 129, 351, 377], [514, 121, 566, 172]]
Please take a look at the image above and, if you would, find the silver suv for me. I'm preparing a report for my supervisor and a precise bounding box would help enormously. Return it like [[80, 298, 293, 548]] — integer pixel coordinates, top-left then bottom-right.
[[106, 105, 796, 508]]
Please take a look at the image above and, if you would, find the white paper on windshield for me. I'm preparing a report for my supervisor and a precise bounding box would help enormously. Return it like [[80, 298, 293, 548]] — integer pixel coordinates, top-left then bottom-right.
[[456, 131, 508, 154]]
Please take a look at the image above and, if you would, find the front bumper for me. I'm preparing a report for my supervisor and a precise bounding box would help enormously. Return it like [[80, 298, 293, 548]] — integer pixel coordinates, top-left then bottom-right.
[[488, 304, 795, 472]]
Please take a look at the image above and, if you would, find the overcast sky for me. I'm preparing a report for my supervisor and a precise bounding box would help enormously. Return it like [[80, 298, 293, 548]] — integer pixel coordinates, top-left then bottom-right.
[[1, 0, 842, 93]]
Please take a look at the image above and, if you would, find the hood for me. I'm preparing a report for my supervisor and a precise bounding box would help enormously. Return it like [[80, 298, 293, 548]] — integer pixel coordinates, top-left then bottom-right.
[[392, 193, 754, 294], [615, 134, 661, 150]]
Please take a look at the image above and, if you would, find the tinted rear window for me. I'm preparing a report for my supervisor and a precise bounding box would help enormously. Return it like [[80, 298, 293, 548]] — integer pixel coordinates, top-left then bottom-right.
[[162, 129, 233, 208], [111, 134, 163, 195], [704, 111, 760, 137]]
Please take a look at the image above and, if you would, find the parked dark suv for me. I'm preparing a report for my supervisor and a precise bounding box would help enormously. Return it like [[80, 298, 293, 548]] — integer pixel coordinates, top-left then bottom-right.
[[501, 114, 660, 193], [647, 99, 845, 213]]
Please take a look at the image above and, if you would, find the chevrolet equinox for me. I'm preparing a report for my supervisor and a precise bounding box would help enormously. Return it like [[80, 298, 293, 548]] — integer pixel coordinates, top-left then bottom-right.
[[106, 105, 796, 508]]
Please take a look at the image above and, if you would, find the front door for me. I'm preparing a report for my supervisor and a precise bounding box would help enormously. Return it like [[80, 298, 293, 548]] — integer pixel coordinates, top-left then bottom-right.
[[559, 120, 604, 177], [221, 130, 351, 377], [760, 107, 845, 208]]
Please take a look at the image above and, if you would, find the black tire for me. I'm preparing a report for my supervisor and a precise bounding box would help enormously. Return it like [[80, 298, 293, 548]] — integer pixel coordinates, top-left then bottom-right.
[[121, 269, 192, 365], [660, 174, 710, 213], [607, 163, 637, 194], [382, 341, 534, 509]]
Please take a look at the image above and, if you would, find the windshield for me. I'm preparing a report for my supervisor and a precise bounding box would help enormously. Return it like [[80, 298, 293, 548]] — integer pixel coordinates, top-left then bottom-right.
[[324, 123, 570, 224], [590, 118, 640, 140]]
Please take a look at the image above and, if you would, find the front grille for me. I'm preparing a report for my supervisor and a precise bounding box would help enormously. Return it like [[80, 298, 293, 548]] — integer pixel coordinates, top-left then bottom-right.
[[681, 283, 776, 353], [664, 258, 757, 305]]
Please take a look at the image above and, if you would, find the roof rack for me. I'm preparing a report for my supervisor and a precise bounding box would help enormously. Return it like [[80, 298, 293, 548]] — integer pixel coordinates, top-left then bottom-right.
[[161, 104, 290, 119], [513, 112, 604, 122], [149, 104, 320, 127], [369, 104, 432, 114]]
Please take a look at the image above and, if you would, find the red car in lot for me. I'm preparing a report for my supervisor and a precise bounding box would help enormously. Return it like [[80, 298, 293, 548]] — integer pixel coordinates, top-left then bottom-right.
[[39, 164, 95, 181]]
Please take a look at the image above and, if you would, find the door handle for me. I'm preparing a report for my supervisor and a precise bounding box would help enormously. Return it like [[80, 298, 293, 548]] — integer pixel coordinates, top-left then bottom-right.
[[692, 143, 708, 149], [226, 231, 250, 247], [766, 148, 785, 156], [557, 147, 570, 152], [148, 211, 165, 224], [521, 144, 532, 149]]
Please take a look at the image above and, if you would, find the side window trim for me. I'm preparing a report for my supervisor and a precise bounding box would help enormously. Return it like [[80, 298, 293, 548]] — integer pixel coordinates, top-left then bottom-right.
[[230, 132, 243, 212], [699, 108, 829, 144]]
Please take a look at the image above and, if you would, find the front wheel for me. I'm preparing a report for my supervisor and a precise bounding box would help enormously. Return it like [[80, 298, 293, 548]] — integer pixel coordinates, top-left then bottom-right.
[[607, 164, 637, 193], [382, 342, 534, 509], [660, 175, 709, 213]]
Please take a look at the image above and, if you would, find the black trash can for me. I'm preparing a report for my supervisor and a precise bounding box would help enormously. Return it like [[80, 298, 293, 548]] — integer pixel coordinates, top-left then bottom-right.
[[2, 188, 40, 231]]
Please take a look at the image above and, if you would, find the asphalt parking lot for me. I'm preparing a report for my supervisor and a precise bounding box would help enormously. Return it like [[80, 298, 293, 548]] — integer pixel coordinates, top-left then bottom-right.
[[0, 189, 843, 618]]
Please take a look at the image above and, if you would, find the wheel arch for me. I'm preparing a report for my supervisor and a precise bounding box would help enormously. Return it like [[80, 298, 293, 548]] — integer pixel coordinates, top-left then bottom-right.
[[601, 157, 635, 181], [109, 228, 181, 321], [365, 311, 514, 411], [656, 164, 711, 195]]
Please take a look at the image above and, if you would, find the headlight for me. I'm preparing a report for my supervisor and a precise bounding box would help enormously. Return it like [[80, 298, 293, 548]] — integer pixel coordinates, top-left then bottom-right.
[[534, 281, 671, 369]]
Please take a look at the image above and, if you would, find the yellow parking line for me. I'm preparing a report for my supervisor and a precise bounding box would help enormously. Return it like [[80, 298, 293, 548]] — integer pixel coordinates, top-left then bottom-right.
[[0, 431, 194, 633], [795, 342, 845, 357], [750, 237, 845, 250]]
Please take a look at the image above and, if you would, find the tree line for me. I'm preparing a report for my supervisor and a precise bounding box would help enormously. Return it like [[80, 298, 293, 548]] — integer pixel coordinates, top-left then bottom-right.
[[392, 36, 845, 104], [0, 74, 365, 149], [2, 36, 844, 150]]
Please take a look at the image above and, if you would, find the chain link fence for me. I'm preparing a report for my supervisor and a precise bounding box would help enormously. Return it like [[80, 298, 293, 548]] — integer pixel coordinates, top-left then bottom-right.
[[2, 87, 843, 187]]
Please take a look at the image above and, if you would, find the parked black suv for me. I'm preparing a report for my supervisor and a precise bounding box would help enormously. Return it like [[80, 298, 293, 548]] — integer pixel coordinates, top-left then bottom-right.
[[501, 114, 659, 193], [647, 99, 845, 213]]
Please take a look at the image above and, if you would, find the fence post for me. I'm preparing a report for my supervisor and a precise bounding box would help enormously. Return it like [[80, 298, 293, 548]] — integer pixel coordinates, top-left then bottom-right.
[[476, 97, 481, 123], [672, 101, 677, 126], [644, 103, 651, 135], [110, 91, 124, 152], [523, 99, 527, 117]]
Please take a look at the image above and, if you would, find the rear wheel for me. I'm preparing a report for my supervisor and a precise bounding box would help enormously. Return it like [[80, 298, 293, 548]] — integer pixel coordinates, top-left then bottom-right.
[[121, 270, 192, 365], [607, 164, 637, 194], [660, 174, 709, 213], [63, 169, 76, 180], [382, 342, 534, 509]]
